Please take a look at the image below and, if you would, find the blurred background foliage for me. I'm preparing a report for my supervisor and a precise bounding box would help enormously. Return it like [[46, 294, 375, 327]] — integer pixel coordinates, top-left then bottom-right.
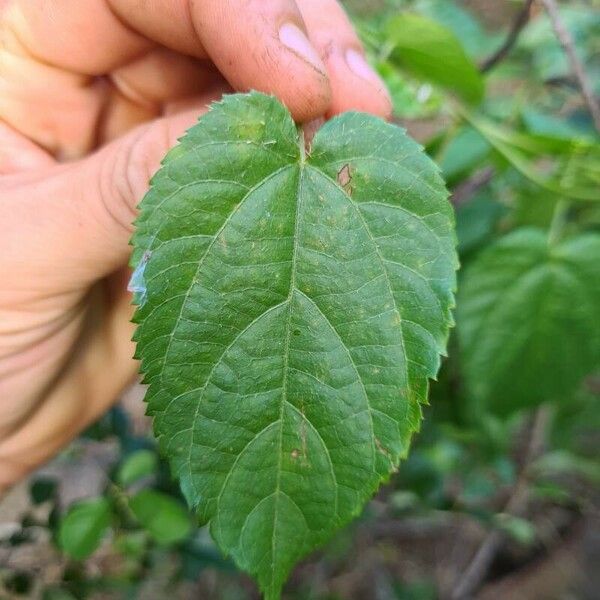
[[1, 1, 599, 599]]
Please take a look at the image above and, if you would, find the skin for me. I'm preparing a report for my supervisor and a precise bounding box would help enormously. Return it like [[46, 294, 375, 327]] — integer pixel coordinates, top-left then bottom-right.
[[0, 0, 391, 491]]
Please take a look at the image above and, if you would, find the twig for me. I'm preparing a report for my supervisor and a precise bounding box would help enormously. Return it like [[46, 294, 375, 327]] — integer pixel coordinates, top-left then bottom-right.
[[367, 512, 458, 539], [480, 0, 535, 73], [450, 167, 494, 207], [540, 0, 600, 132], [450, 406, 552, 599]]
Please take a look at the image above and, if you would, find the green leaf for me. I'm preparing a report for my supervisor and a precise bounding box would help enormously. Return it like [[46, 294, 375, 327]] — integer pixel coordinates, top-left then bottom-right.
[[376, 60, 443, 119], [439, 127, 490, 183], [456, 192, 505, 254], [58, 497, 111, 560], [494, 514, 536, 545], [460, 109, 600, 202], [415, 0, 495, 58], [386, 13, 484, 105], [113, 531, 148, 558], [458, 228, 600, 414], [129, 489, 192, 545], [521, 108, 599, 143], [117, 449, 157, 486], [131, 92, 457, 599]]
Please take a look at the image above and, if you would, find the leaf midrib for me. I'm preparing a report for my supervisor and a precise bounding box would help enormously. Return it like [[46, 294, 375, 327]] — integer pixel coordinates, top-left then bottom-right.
[[163, 163, 295, 503], [270, 146, 304, 585]]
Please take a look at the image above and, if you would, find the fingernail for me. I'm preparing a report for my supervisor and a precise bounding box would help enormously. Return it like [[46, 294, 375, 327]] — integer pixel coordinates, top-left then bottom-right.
[[279, 23, 326, 75], [345, 48, 387, 89]]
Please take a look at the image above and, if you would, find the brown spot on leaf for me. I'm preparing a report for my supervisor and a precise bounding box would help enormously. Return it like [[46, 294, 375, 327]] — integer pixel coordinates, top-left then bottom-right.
[[337, 163, 353, 195], [375, 437, 397, 471]]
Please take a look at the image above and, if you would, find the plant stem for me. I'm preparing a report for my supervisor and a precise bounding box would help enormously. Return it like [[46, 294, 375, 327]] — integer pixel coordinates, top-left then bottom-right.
[[480, 0, 534, 73], [451, 167, 495, 207], [548, 200, 569, 246], [450, 406, 552, 599], [540, 0, 600, 132], [300, 119, 323, 156]]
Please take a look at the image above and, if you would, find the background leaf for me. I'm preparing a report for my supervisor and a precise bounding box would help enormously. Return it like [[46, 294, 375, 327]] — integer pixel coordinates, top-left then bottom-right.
[[129, 490, 192, 545], [455, 192, 506, 254], [58, 498, 111, 560], [117, 449, 157, 486], [458, 228, 600, 413], [131, 92, 457, 599], [439, 127, 490, 183], [386, 13, 484, 104], [460, 109, 600, 202], [415, 0, 495, 58]]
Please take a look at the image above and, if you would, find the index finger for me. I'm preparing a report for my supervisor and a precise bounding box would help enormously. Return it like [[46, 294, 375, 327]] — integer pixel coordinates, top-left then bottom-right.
[[111, 0, 333, 122], [6, 0, 333, 121]]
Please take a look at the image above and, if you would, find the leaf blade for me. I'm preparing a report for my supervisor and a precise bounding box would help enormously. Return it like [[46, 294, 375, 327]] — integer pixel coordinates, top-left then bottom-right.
[[458, 228, 600, 413], [132, 92, 457, 598], [58, 497, 111, 560], [129, 489, 192, 545], [386, 13, 485, 105]]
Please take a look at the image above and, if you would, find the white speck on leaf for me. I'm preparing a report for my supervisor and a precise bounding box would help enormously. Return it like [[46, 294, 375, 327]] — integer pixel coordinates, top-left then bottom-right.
[[128, 250, 151, 305]]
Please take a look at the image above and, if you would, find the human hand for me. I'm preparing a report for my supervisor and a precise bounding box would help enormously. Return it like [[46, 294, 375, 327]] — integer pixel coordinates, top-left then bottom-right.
[[0, 0, 391, 490]]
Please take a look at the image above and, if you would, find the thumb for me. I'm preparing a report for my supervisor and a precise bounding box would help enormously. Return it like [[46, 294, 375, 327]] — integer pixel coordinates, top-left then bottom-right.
[[2, 109, 204, 289], [191, 0, 331, 122]]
